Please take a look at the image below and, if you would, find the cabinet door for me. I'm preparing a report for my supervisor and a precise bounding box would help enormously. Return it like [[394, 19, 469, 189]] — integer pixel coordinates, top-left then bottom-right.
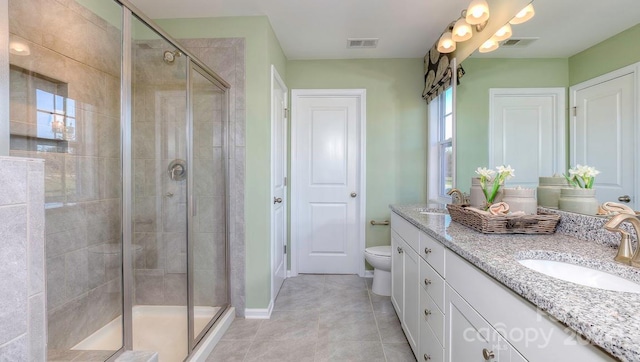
[[403, 242, 420, 356], [391, 231, 404, 316], [446, 285, 509, 362]]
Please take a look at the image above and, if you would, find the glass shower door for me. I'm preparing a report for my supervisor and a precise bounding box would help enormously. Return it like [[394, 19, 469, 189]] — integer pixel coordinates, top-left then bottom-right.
[[131, 15, 188, 362], [189, 64, 229, 343]]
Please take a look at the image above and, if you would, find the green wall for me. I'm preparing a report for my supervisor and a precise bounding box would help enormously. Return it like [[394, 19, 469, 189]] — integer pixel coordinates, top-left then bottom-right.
[[455, 58, 569, 192], [287, 59, 427, 257], [569, 23, 640, 85], [156, 16, 282, 309]]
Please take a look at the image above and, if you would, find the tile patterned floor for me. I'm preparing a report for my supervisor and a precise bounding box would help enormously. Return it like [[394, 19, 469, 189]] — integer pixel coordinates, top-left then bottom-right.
[[205, 275, 416, 362]]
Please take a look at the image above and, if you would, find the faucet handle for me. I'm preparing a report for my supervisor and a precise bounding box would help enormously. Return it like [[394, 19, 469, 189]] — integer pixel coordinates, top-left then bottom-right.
[[614, 232, 633, 263]]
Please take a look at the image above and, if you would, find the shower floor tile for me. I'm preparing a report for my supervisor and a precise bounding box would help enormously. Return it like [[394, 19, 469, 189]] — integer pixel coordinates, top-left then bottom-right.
[[205, 274, 415, 362]]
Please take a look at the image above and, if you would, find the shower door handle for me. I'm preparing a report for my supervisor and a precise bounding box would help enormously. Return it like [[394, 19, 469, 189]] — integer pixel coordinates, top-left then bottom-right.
[[192, 199, 197, 217]]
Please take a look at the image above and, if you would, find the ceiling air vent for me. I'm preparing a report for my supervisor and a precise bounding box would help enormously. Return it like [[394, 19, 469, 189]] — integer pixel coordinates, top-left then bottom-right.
[[347, 38, 379, 49], [500, 37, 539, 48]]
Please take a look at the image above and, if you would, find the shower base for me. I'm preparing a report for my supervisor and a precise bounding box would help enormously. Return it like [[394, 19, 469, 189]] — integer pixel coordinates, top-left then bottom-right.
[[73, 305, 228, 362]]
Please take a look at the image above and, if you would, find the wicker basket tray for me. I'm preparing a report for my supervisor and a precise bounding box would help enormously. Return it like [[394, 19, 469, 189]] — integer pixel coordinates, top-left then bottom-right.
[[446, 204, 560, 234]]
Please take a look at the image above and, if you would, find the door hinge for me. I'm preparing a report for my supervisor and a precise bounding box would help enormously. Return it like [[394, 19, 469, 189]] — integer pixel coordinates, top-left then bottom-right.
[[284, 108, 289, 119], [572, 106, 577, 116], [284, 245, 287, 254], [284, 177, 287, 186]]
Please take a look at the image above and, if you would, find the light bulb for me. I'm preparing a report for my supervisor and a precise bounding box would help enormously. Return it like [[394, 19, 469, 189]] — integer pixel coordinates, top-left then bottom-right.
[[437, 32, 456, 53], [493, 23, 512, 42], [9, 41, 31, 56], [465, 0, 490, 25], [479, 37, 499, 53], [452, 18, 473, 42], [509, 4, 535, 25]]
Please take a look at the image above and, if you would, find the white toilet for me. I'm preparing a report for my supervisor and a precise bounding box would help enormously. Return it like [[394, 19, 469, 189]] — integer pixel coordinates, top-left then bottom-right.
[[364, 245, 392, 296]]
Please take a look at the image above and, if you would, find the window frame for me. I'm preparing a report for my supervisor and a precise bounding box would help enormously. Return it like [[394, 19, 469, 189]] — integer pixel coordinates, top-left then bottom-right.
[[428, 86, 456, 203]]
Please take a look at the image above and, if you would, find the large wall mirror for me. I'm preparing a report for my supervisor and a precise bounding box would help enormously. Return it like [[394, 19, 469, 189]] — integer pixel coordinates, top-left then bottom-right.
[[452, 0, 640, 212]]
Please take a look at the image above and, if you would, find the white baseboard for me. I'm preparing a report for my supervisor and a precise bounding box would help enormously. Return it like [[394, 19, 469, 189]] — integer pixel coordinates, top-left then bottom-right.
[[188, 307, 235, 361], [364, 270, 374, 278], [244, 300, 273, 319]]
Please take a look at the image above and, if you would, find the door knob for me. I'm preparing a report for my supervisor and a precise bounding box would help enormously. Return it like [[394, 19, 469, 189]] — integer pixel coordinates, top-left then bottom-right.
[[273, 197, 283, 204], [618, 195, 631, 203], [350, 192, 357, 198], [482, 348, 495, 360]]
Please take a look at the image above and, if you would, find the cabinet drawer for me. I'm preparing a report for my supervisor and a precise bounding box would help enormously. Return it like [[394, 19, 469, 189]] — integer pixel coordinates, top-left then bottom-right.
[[419, 258, 445, 312], [391, 212, 419, 251], [419, 231, 445, 276], [420, 286, 444, 346], [420, 318, 444, 362]]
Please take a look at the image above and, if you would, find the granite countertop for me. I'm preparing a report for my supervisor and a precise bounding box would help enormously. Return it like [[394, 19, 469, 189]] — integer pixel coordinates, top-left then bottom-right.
[[390, 204, 640, 362]]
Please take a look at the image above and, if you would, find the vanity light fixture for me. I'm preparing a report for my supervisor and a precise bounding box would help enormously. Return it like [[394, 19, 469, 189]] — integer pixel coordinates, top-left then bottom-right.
[[479, 37, 500, 53], [492, 23, 513, 42], [509, 4, 535, 25], [9, 40, 31, 56], [465, 0, 490, 25], [437, 30, 456, 53]]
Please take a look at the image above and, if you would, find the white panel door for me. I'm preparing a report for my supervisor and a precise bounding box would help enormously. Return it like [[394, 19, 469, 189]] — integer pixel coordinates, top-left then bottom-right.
[[571, 72, 636, 208], [489, 88, 566, 188], [292, 90, 364, 275], [271, 66, 287, 301]]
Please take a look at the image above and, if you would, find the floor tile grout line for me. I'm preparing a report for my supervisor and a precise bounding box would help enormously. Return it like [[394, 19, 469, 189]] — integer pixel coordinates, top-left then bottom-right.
[[240, 319, 263, 362], [368, 289, 390, 362]]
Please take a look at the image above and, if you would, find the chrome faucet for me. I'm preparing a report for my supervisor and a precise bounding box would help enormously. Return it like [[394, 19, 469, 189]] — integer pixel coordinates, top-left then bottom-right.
[[604, 213, 640, 266], [447, 188, 467, 205]]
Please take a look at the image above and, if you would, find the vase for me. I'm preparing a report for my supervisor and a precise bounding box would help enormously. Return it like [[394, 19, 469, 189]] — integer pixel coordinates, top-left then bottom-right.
[[537, 176, 569, 209], [558, 188, 600, 215], [502, 187, 538, 214]]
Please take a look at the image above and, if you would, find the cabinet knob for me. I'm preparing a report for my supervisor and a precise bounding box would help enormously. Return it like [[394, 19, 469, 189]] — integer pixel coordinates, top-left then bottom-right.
[[482, 348, 495, 360], [423, 354, 431, 361], [424, 309, 431, 317], [397, 246, 403, 254], [424, 278, 432, 286], [424, 247, 432, 254]]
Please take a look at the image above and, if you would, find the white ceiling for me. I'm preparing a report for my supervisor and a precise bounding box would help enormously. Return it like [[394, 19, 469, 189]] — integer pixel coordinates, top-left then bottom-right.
[[128, 0, 640, 60]]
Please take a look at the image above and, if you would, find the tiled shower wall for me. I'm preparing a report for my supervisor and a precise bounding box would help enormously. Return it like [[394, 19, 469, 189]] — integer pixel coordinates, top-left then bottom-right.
[[183, 38, 245, 316], [132, 38, 246, 315], [0, 157, 45, 361], [8, 0, 123, 351]]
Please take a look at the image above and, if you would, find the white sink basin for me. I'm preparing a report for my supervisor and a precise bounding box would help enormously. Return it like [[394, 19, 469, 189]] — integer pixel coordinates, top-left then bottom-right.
[[518, 259, 640, 293]]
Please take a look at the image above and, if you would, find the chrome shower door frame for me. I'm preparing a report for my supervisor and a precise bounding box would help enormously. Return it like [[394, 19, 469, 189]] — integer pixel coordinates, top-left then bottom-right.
[[115, 0, 232, 359]]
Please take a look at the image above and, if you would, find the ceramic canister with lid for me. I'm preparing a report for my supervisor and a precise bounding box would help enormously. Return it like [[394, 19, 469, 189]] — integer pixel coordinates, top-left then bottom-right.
[[537, 176, 569, 209], [558, 187, 600, 215], [501, 187, 538, 215]]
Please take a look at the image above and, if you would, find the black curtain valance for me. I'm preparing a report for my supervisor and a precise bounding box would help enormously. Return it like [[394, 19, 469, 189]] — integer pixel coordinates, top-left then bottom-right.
[[422, 44, 465, 103]]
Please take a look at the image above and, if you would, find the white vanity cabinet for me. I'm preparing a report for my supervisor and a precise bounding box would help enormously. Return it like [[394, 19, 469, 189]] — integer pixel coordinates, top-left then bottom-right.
[[446, 283, 525, 362], [390, 214, 420, 354], [391, 211, 617, 362], [392, 213, 445, 361]]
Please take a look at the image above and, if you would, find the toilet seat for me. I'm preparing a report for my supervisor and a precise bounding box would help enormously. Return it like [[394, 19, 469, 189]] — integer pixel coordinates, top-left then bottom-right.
[[365, 245, 391, 257]]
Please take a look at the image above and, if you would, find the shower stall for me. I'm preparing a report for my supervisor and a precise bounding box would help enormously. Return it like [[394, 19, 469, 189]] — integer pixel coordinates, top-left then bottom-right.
[[8, 0, 232, 361]]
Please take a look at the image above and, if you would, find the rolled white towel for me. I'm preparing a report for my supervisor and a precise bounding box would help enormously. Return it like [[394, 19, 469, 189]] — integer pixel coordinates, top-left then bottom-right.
[[465, 206, 491, 216], [489, 202, 510, 215]]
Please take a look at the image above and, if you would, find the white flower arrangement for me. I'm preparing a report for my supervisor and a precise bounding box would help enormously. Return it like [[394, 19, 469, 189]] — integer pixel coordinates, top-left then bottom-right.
[[475, 165, 515, 206], [564, 164, 600, 189]]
